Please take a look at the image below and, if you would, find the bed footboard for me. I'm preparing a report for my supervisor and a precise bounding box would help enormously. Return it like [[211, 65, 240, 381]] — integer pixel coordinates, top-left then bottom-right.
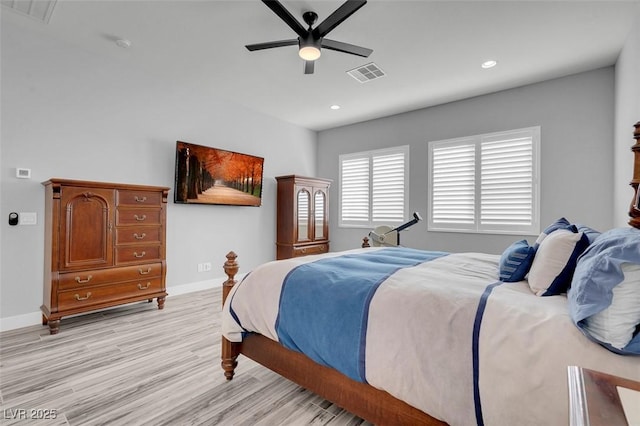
[[219, 251, 445, 425]]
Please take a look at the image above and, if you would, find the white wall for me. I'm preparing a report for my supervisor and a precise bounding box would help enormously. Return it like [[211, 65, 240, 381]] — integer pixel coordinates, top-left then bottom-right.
[[0, 14, 317, 328], [318, 68, 616, 254], [614, 6, 640, 226]]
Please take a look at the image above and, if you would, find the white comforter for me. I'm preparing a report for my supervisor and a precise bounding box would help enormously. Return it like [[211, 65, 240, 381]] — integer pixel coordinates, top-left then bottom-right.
[[222, 248, 640, 426]]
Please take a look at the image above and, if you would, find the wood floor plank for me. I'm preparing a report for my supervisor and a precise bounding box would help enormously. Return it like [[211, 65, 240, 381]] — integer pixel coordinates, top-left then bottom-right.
[[0, 287, 371, 425]]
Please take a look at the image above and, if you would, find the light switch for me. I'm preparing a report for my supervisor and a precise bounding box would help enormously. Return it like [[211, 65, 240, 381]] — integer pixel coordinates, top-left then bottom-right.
[[19, 212, 37, 225]]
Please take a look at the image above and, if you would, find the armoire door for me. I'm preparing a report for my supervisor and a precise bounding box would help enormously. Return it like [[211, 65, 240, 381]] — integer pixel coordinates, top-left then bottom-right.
[[59, 186, 115, 271]]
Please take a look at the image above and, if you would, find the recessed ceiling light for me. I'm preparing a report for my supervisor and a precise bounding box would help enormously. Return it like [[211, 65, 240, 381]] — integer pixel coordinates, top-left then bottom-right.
[[481, 60, 497, 69], [330, 105, 341, 110], [115, 39, 132, 49]]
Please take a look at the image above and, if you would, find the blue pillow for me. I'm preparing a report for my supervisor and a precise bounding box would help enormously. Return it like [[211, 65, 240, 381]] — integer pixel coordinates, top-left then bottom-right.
[[575, 223, 601, 245], [534, 217, 573, 249], [499, 240, 536, 282], [568, 227, 640, 355]]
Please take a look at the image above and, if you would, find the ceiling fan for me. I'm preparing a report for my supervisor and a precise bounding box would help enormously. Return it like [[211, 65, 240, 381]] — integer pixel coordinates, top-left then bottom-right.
[[245, 0, 373, 74]]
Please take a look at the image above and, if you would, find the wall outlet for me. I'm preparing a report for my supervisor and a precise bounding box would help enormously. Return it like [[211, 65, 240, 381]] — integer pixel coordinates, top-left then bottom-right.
[[197, 262, 212, 272]]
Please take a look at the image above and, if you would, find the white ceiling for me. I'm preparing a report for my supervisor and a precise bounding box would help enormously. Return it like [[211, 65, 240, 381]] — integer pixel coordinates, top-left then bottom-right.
[[3, 0, 639, 131]]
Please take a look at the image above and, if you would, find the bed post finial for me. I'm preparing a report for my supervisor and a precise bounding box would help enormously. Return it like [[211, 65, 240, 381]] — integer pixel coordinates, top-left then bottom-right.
[[362, 236, 370, 248], [221, 251, 239, 380], [223, 251, 238, 301], [629, 121, 640, 229]]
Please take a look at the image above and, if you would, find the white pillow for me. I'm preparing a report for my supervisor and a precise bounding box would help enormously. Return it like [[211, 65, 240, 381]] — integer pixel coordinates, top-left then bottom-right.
[[583, 263, 640, 349], [528, 229, 590, 296]]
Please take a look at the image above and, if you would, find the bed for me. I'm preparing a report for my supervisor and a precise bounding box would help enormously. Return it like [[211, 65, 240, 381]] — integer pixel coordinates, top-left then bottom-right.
[[220, 121, 640, 426]]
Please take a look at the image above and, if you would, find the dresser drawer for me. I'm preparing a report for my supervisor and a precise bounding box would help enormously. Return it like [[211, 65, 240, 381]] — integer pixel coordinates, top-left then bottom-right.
[[58, 278, 163, 311], [115, 245, 161, 264], [58, 263, 163, 290], [117, 189, 163, 207], [116, 208, 162, 226], [116, 226, 162, 245], [292, 243, 328, 257]]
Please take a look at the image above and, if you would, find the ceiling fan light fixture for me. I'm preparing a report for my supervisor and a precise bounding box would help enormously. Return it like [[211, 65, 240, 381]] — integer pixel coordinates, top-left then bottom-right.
[[299, 46, 321, 61]]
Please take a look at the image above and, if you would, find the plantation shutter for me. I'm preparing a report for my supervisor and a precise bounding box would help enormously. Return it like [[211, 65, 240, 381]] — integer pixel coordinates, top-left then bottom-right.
[[339, 146, 409, 227], [372, 151, 406, 223], [430, 141, 476, 227], [480, 131, 535, 230], [429, 127, 539, 235], [340, 156, 370, 225]]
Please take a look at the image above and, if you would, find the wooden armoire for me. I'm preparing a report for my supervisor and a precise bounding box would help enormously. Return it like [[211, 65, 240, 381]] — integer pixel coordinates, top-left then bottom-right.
[[276, 175, 331, 260], [41, 179, 169, 334]]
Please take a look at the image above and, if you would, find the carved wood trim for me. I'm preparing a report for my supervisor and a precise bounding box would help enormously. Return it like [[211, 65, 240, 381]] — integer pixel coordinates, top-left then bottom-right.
[[629, 121, 640, 229]]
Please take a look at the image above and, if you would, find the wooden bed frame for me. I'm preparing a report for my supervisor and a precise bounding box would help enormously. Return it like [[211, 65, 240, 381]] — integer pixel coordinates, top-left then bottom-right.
[[220, 121, 640, 425]]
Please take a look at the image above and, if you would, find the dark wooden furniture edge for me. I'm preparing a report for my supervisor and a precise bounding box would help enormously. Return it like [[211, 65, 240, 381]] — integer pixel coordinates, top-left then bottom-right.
[[220, 252, 445, 426], [629, 121, 640, 229], [569, 366, 640, 426]]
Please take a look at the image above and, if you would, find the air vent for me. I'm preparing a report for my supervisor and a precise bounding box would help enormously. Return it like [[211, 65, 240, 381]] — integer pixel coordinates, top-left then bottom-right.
[[1, 0, 57, 23], [347, 63, 386, 83]]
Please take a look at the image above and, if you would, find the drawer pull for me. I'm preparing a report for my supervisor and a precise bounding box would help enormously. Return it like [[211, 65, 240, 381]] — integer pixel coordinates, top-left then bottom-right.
[[133, 233, 146, 240], [75, 275, 93, 284], [139, 267, 152, 275], [134, 196, 147, 203], [134, 214, 147, 221], [301, 248, 306, 253], [133, 251, 146, 258], [138, 282, 151, 290], [75, 292, 92, 301]]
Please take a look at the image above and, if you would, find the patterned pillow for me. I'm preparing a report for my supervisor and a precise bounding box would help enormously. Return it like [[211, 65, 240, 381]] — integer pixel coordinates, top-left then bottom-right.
[[499, 240, 536, 282], [528, 229, 590, 296]]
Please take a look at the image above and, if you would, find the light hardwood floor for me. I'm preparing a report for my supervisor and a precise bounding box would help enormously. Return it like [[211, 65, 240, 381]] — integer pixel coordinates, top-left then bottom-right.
[[0, 287, 370, 425]]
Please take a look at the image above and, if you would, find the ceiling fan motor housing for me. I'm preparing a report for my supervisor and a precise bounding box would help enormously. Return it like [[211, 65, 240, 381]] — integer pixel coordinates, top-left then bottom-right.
[[302, 11, 318, 27]]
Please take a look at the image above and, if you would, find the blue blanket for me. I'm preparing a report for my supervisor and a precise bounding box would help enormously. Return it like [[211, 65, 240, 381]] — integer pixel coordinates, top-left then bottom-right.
[[275, 247, 448, 382]]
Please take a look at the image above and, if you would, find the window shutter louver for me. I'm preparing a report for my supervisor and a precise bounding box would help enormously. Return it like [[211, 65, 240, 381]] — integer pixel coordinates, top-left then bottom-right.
[[480, 136, 534, 229], [340, 157, 370, 224], [431, 143, 476, 225], [372, 152, 406, 222]]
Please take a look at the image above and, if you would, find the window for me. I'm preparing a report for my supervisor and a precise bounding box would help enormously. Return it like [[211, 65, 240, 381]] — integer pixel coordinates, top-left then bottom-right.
[[428, 127, 540, 235], [339, 146, 409, 228]]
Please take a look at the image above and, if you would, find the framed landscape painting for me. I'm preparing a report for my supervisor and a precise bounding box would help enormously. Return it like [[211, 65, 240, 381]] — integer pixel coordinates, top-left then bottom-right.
[[174, 141, 264, 206]]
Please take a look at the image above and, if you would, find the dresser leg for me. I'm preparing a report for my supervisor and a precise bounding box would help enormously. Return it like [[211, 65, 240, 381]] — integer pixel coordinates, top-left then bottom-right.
[[47, 319, 60, 335], [157, 296, 165, 310]]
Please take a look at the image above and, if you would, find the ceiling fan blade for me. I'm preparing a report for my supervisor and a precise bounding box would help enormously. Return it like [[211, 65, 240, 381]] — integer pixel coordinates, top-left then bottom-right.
[[313, 0, 367, 38], [245, 39, 298, 51], [321, 39, 372, 57], [304, 61, 315, 74], [262, 0, 308, 39]]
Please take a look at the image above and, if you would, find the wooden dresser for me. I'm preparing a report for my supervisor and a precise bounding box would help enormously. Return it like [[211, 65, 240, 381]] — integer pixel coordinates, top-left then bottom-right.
[[276, 175, 331, 260], [41, 179, 169, 334]]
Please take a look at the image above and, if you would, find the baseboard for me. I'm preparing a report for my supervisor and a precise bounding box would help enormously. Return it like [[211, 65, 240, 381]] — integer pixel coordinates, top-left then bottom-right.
[[0, 275, 243, 333], [0, 311, 44, 333], [168, 277, 222, 297]]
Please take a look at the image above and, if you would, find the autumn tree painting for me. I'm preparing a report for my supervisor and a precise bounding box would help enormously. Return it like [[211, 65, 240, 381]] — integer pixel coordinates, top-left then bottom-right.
[[174, 141, 264, 206]]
